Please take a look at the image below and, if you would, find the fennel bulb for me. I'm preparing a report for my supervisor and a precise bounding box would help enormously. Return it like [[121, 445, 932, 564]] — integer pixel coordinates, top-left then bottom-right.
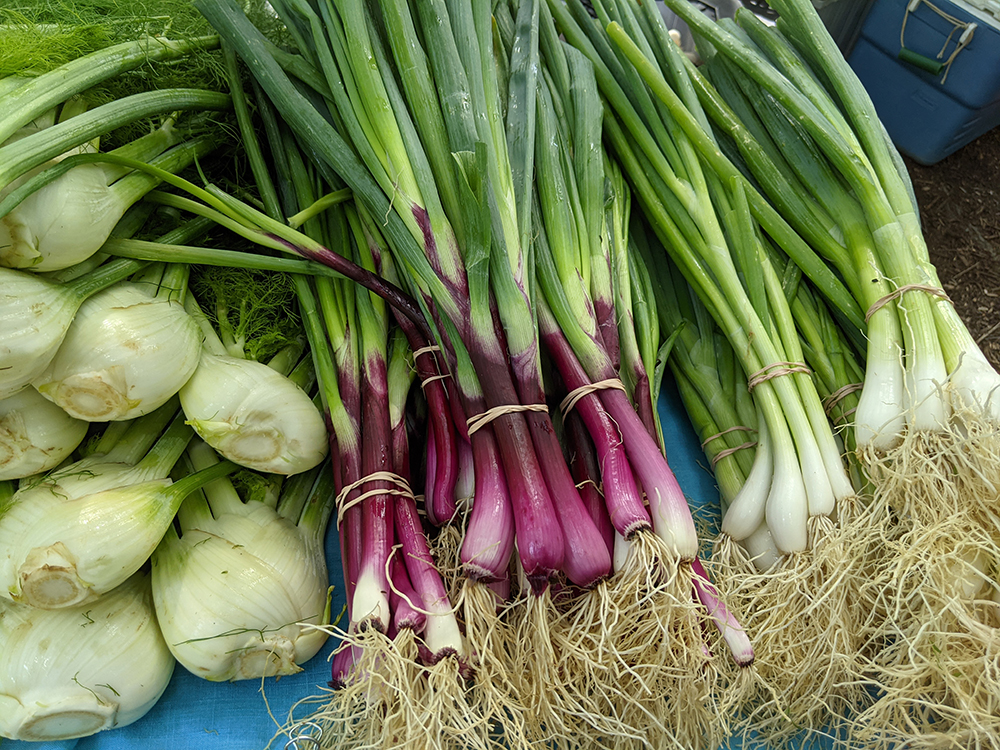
[[0, 163, 126, 271], [0, 439, 235, 609], [0, 386, 87, 480], [0, 266, 82, 399], [152, 447, 333, 681], [0, 571, 174, 741], [33, 281, 201, 421], [179, 352, 328, 475]]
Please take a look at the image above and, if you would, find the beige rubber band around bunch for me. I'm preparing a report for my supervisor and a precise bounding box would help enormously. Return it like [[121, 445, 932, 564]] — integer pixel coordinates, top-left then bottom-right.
[[823, 383, 864, 416], [559, 378, 629, 419], [711, 441, 757, 469], [411, 344, 442, 359], [336, 471, 414, 528], [746, 361, 812, 392], [419, 373, 451, 390], [466, 403, 549, 435], [699, 425, 755, 451], [864, 284, 952, 323]]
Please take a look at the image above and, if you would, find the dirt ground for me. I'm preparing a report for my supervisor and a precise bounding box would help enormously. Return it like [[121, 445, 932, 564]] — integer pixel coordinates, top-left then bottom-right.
[[906, 126, 1000, 369]]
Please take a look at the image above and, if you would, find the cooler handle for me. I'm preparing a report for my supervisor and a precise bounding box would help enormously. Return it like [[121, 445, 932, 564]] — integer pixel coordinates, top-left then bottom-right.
[[898, 0, 977, 83]]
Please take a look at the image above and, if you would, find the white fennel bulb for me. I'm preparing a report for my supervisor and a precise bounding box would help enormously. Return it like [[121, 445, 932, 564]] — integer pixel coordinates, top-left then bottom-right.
[[0, 386, 88, 480], [0, 448, 235, 609], [0, 267, 82, 400], [0, 571, 174, 741], [33, 282, 201, 421], [152, 451, 333, 681], [180, 353, 328, 475], [0, 164, 125, 271]]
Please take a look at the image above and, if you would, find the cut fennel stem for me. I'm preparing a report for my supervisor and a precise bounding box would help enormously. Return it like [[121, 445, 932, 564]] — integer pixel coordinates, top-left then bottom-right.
[[0, 386, 87, 480], [0, 571, 174, 742]]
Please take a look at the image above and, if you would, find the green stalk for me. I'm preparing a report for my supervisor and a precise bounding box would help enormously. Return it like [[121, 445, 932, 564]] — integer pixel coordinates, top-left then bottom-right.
[[194, 0, 455, 316], [185, 439, 245, 518], [102, 237, 348, 278], [286, 189, 352, 228], [598, 18, 864, 330], [0, 89, 230, 189], [0, 35, 220, 144], [376, 0, 464, 242], [673, 365, 749, 506]]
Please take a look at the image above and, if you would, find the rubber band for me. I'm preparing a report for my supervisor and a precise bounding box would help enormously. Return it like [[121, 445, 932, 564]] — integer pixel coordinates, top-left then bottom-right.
[[823, 383, 864, 416], [284, 721, 323, 750], [864, 284, 952, 323], [833, 407, 858, 426], [746, 361, 812, 392], [466, 403, 548, 435], [559, 378, 628, 418], [412, 345, 441, 359], [336, 471, 414, 528], [700, 425, 755, 451], [419, 373, 451, 389], [711, 441, 757, 469]]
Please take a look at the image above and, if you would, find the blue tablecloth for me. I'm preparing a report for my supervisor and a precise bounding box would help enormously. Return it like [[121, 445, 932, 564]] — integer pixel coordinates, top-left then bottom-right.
[[5, 382, 725, 750]]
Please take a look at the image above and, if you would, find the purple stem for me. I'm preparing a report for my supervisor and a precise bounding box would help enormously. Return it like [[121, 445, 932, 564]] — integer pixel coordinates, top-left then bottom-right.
[[459, 420, 515, 582], [565, 411, 615, 557], [601, 386, 698, 560], [466, 346, 566, 593], [540, 325, 651, 538], [394, 312, 458, 526], [351, 351, 394, 630], [520, 395, 612, 588], [424, 418, 441, 525], [390, 555, 426, 634], [691, 557, 754, 667], [274, 237, 433, 342]]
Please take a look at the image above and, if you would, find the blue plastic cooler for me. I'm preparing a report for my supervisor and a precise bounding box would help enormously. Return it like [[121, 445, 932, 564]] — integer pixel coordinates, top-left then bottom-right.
[[847, 0, 1000, 164]]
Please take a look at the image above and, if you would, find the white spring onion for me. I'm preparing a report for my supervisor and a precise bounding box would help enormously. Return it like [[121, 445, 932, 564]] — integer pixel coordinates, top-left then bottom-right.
[[0, 386, 87, 480], [32, 279, 201, 421], [0, 571, 174, 742], [152, 440, 333, 681]]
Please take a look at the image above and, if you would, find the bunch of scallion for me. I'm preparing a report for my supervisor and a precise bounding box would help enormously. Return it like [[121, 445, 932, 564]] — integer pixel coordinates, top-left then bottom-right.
[[545, 0, 1000, 745], [183, 0, 761, 747]]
